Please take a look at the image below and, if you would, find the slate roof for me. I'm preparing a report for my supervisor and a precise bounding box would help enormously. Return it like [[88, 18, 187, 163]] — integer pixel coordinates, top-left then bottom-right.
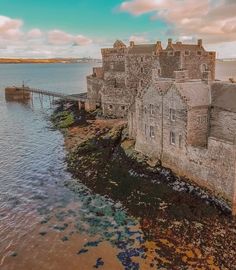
[[128, 44, 157, 54], [211, 82, 236, 112], [175, 81, 211, 107]]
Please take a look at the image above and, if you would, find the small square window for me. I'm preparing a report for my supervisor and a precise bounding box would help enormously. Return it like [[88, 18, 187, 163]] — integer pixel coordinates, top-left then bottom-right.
[[170, 131, 176, 145], [170, 108, 176, 121], [121, 105, 125, 110], [197, 51, 202, 56], [185, 50, 190, 56], [108, 105, 113, 110], [150, 126, 155, 138]]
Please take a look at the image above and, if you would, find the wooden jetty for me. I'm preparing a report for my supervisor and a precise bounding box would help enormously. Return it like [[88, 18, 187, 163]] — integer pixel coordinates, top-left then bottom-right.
[[5, 86, 87, 109]]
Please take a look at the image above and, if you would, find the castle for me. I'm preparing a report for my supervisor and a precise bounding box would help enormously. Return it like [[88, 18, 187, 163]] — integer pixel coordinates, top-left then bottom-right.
[[86, 39, 236, 215]]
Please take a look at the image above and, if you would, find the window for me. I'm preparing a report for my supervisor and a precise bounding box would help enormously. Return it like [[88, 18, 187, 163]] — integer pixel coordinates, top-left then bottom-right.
[[141, 57, 144, 62], [170, 131, 176, 145], [197, 115, 207, 124], [179, 135, 182, 148], [108, 105, 113, 110], [201, 63, 208, 72], [110, 63, 114, 70], [168, 51, 174, 56], [140, 80, 144, 87], [158, 69, 161, 76], [170, 108, 176, 121], [144, 107, 147, 114], [185, 50, 190, 56], [150, 104, 154, 115], [144, 124, 147, 135], [150, 126, 155, 138], [141, 67, 144, 73], [121, 105, 125, 110], [197, 51, 202, 56]]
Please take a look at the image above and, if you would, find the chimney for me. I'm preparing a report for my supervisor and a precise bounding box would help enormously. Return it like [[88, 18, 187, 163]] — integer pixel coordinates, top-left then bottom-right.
[[130, 41, 135, 48], [156, 41, 161, 47], [168, 38, 172, 46], [198, 39, 203, 47]]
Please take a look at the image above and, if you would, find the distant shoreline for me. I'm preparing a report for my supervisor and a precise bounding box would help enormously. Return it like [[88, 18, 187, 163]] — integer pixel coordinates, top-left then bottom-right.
[[0, 58, 102, 64]]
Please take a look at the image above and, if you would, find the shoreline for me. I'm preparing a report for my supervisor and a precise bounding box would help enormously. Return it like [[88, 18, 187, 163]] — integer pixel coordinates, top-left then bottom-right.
[[51, 101, 236, 269]]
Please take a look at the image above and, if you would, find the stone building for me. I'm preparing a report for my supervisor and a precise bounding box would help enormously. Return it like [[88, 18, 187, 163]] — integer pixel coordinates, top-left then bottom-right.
[[86, 39, 215, 118], [128, 70, 236, 215]]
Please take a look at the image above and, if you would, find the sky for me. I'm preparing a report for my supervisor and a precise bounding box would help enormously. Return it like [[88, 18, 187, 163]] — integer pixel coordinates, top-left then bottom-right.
[[0, 0, 235, 58]]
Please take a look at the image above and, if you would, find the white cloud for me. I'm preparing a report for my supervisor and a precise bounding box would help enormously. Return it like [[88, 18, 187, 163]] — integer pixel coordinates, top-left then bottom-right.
[[27, 28, 43, 39], [0, 15, 95, 58], [129, 35, 149, 43], [120, 0, 236, 45]]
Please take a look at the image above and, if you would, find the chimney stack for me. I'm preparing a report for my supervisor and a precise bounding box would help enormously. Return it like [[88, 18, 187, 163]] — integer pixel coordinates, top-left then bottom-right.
[[130, 41, 135, 48], [168, 38, 172, 46], [198, 39, 203, 47]]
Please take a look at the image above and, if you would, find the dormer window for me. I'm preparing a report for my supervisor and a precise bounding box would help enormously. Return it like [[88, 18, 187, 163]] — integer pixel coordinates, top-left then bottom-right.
[[185, 50, 190, 56]]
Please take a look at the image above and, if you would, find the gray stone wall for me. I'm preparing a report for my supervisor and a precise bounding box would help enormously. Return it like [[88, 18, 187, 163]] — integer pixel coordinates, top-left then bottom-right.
[[183, 51, 216, 80], [159, 51, 181, 78], [210, 107, 236, 143], [125, 54, 160, 92], [86, 75, 103, 111], [187, 107, 209, 147], [130, 81, 236, 208]]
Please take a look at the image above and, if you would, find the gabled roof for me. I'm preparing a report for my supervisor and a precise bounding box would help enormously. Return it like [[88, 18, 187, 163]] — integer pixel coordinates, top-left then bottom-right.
[[211, 82, 236, 112], [113, 40, 126, 49], [171, 44, 201, 51], [128, 44, 157, 54], [174, 81, 210, 107]]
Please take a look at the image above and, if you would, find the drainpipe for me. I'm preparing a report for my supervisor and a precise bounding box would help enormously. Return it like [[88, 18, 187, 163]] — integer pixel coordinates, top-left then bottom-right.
[[232, 135, 236, 216]]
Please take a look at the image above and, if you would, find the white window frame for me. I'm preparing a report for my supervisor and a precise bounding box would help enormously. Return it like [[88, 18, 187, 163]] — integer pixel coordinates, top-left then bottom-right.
[[170, 108, 176, 121], [150, 126, 155, 138], [170, 131, 176, 145]]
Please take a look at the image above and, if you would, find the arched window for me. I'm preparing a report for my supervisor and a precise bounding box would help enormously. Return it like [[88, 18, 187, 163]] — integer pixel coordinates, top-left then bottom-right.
[[201, 63, 208, 72]]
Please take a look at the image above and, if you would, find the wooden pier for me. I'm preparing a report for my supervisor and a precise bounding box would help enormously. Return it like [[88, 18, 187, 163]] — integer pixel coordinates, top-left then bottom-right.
[[5, 86, 87, 109]]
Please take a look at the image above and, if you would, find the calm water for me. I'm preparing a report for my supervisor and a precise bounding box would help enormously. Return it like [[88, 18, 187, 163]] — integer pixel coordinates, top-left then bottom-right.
[[0, 62, 235, 270]]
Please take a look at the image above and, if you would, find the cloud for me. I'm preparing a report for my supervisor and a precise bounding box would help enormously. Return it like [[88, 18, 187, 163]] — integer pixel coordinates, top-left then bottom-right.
[[119, 0, 236, 44], [0, 15, 23, 40], [27, 28, 43, 39], [129, 35, 149, 43], [0, 15, 94, 58]]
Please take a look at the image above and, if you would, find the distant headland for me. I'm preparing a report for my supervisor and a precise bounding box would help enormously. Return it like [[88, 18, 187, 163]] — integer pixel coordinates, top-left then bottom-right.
[[0, 58, 102, 64]]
